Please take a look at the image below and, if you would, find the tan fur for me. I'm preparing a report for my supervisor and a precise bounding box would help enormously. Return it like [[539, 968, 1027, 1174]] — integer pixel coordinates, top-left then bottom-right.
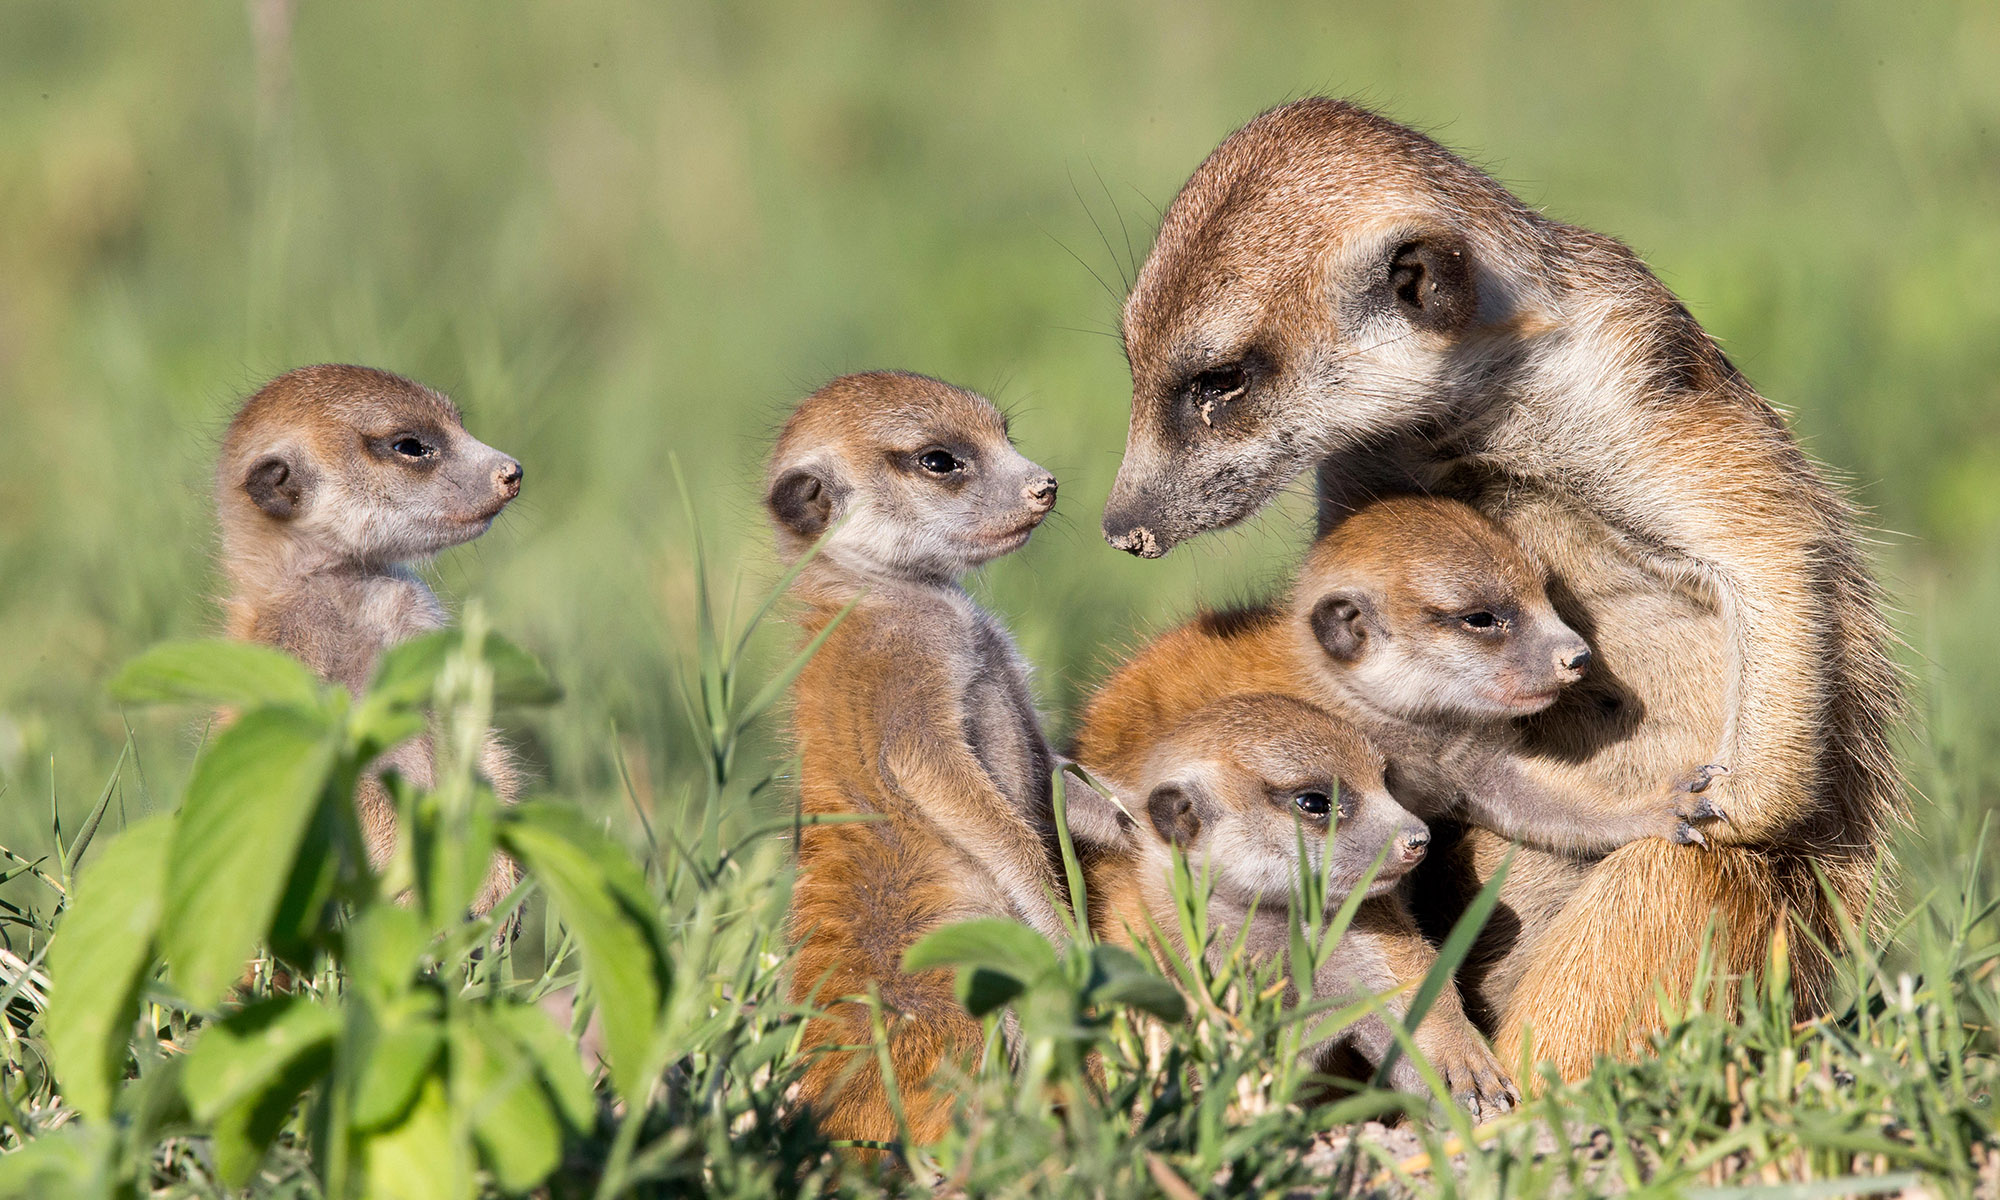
[[216, 365, 525, 915], [1100, 99, 1904, 1081], [1076, 687, 1514, 1114], [772, 372, 1066, 1147]]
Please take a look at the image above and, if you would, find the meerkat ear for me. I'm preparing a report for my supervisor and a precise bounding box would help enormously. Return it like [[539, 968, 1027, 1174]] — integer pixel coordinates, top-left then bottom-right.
[[767, 466, 838, 538], [243, 454, 308, 520], [1146, 780, 1208, 847], [1388, 235, 1476, 333], [1309, 593, 1374, 662]]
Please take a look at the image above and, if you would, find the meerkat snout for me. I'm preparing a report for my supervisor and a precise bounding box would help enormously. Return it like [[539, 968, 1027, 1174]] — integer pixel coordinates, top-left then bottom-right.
[[495, 458, 524, 500], [1397, 825, 1430, 866], [1024, 474, 1058, 510], [1554, 638, 1591, 680]]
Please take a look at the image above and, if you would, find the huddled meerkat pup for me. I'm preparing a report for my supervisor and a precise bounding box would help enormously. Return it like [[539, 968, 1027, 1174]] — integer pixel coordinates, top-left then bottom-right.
[[216, 364, 525, 915], [1099, 98, 1903, 1078], [1082, 692, 1516, 1115], [1296, 495, 1723, 854], [1081, 495, 1705, 857], [770, 371, 1067, 1148]]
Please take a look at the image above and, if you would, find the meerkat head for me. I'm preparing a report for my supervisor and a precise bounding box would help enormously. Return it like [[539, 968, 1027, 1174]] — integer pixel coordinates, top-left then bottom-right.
[[1135, 694, 1429, 909], [1102, 98, 1552, 557], [1294, 497, 1591, 721], [216, 365, 523, 572], [765, 371, 1059, 583]]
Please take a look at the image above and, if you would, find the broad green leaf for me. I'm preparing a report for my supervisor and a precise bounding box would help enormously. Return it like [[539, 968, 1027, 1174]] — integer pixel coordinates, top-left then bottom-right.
[[181, 995, 341, 1123], [455, 1010, 562, 1192], [414, 784, 502, 932], [45, 813, 171, 1122], [489, 1000, 597, 1131], [358, 1072, 473, 1200], [206, 1026, 338, 1187], [364, 628, 562, 719], [162, 707, 338, 1006], [957, 966, 1028, 1017], [1087, 944, 1187, 1022], [344, 905, 429, 1002], [0, 1123, 116, 1200], [903, 917, 1061, 984], [350, 991, 447, 1132], [500, 803, 668, 1103], [108, 639, 325, 712]]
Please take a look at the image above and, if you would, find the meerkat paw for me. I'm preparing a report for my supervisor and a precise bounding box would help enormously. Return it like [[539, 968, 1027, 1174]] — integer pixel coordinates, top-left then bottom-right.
[[1668, 764, 1731, 845], [1410, 1023, 1518, 1119]]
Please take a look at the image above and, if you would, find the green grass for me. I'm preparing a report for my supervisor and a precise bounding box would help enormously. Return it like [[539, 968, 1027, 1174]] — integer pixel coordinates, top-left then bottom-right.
[[0, 1, 1995, 1195]]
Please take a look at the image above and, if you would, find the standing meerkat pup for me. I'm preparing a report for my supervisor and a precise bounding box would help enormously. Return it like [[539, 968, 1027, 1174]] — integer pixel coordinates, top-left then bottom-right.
[[771, 371, 1066, 1148], [1099, 99, 1902, 1079], [216, 364, 526, 915], [1083, 693, 1516, 1116]]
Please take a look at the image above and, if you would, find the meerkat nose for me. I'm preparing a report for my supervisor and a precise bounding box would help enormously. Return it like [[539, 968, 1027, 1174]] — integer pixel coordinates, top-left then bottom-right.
[[1400, 828, 1430, 863], [496, 459, 524, 499], [1557, 642, 1592, 678], [1026, 475, 1058, 509]]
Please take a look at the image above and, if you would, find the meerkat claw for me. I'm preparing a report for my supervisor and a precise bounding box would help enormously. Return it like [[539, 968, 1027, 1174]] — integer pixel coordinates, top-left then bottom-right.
[[1679, 763, 1729, 794], [1686, 794, 1729, 823], [1672, 820, 1709, 847]]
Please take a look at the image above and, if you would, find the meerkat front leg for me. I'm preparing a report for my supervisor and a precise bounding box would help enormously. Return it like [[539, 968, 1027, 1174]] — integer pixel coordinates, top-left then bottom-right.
[[879, 713, 1071, 943], [1457, 751, 1723, 855], [1618, 473, 1829, 847]]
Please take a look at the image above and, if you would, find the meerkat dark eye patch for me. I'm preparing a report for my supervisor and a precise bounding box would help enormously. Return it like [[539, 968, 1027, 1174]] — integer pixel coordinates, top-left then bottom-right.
[[767, 466, 838, 538], [1388, 236, 1475, 333], [1189, 365, 1247, 401], [243, 454, 308, 519], [1309, 593, 1373, 661], [365, 430, 445, 467]]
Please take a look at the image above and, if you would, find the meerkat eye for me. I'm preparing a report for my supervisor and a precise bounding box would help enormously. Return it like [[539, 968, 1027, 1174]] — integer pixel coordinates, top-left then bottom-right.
[[392, 436, 433, 460], [917, 449, 962, 475], [1459, 611, 1504, 632], [1189, 365, 1248, 402], [1293, 790, 1333, 819]]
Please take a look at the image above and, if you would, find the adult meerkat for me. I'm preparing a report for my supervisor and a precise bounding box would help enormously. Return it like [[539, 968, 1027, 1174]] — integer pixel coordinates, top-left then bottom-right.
[[1099, 99, 1903, 1079], [1082, 692, 1516, 1115], [771, 371, 1066, 1148], [1082, 494, 1706, 857], [216, 364, 525, 915]]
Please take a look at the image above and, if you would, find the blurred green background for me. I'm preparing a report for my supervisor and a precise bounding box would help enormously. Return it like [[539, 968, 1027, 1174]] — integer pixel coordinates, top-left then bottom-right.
[[2, 1, 1995, 896]]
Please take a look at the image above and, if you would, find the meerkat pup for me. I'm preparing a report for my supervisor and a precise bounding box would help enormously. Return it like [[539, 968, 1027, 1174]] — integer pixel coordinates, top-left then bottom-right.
[[1296, 494, 1722, 854], [1099, 98, 1903, 1078], [216, 364, 525, 915], [771, 371, 1067, 1148], [1083, 693, 1516, 1115]]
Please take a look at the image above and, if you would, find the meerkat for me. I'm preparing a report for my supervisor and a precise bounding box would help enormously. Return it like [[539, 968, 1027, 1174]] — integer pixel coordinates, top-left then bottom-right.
[[216, 364, 526, 916], [1082, 494, 1704, 857], [1098, 98, 1903, 1079], [770, 371, 1068, 1148], [1080, 692, 1516, 1115]]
